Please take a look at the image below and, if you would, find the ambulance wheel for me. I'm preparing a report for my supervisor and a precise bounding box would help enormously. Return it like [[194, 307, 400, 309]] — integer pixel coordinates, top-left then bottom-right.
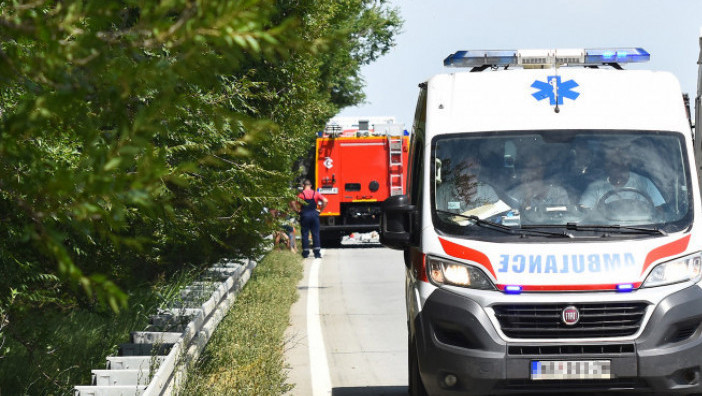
[[408, 336, 428, 396]]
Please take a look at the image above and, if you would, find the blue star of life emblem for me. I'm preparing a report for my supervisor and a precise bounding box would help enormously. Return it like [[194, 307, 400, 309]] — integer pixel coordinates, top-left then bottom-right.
[[531, 76, 580, 106]]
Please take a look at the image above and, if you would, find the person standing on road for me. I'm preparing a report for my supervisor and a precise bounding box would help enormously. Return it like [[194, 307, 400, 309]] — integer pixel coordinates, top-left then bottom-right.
[[291, 180, 328, 259]]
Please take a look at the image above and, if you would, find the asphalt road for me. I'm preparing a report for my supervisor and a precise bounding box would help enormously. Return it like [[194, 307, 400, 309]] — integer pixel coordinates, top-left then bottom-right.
[[284, 246, 408, 396], [283, 246, 625, 396]]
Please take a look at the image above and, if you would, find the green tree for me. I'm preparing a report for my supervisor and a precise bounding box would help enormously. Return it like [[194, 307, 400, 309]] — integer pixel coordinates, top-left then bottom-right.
[[0, 0, 400, 390]]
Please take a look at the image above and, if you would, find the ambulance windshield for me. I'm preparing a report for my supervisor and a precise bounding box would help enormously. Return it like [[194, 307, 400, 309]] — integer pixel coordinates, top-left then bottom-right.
[[432, 130, 692, 238]]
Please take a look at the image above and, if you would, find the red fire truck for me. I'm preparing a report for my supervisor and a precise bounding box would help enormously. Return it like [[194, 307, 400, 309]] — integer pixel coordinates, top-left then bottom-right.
[[315, 116, 409, 243]]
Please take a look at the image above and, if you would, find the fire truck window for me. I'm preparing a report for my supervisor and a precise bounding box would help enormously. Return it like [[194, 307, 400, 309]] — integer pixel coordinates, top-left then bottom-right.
[[345, 183, 361, 191]]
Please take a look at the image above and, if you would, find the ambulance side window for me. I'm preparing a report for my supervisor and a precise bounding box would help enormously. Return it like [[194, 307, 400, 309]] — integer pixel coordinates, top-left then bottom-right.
[[408, 86, 426, 206], [408, 133, 424, 205], [405, 131, 423, 252]]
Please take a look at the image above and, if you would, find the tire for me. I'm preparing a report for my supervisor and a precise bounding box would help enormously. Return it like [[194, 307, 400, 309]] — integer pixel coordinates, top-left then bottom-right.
[[409, 336, 429, 396]]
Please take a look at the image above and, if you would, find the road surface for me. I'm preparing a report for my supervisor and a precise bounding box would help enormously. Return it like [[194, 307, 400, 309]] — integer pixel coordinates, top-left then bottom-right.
[[284, 246, 408, 396], [283, 246, 611, 396]]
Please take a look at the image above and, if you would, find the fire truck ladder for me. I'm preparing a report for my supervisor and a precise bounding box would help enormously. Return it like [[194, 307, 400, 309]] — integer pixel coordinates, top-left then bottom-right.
[[388, 135, 404, 196]]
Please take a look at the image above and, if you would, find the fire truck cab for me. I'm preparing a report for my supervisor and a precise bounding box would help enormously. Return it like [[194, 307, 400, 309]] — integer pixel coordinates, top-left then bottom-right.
[[315, 116, 409, 244]]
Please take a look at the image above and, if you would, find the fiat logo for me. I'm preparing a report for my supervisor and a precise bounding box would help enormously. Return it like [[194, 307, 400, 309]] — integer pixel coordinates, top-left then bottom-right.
[[562, 306, 580, 326]]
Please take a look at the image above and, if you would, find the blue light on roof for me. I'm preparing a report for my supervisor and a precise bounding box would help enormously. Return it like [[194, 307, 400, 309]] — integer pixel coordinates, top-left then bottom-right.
[[602, 51, 616, 60], [504, 285, 523, 294], [616, 283, 635, 292], [444, 50, 518, 68], [585, 48, 649, 64]]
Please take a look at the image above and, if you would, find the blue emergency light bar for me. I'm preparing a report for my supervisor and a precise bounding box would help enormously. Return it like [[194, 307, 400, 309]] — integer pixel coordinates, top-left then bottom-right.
[[443, 48, 650, 68]]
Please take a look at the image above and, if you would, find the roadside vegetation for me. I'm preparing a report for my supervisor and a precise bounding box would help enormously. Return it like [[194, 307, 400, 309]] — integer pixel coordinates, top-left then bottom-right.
[[0, 0, 401, 394], [0, 266, 202, 395], [182, 250, 303, 395]]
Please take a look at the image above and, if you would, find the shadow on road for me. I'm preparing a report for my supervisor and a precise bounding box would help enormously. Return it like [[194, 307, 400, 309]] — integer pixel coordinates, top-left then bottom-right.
[[332, 386, 407, 396], [332, 389, 629, 396], [338, 243, 385, 249]]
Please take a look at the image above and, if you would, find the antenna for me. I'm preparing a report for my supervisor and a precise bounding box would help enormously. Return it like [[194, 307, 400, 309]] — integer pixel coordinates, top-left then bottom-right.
[[551, 50, 561, 114]]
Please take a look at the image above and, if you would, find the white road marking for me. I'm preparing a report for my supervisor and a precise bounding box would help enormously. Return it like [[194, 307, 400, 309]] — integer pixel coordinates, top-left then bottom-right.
[[307, 257, 332, 395]]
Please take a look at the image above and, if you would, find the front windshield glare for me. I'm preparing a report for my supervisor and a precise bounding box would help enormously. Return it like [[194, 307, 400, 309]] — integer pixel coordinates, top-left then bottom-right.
[[432, 131, 692, 236]]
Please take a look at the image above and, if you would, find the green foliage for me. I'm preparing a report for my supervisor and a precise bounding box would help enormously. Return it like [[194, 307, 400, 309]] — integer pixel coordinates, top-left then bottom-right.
[[0, 0, 302, 312], [0, 267, 200, 395], [0, 0, 400, 389]]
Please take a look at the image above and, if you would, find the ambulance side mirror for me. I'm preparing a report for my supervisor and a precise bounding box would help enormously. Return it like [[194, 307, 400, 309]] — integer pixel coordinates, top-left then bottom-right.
[[380, 195, 416, 250]]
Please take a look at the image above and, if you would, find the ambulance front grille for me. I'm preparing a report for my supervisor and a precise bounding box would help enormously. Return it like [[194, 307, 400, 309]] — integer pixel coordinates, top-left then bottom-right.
[[493, 302, 649, 339]]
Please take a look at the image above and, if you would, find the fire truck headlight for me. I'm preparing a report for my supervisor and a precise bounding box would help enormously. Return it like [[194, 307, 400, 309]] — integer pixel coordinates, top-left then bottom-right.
[[642, 253, 702, 288], [427, 256, 495, 290]]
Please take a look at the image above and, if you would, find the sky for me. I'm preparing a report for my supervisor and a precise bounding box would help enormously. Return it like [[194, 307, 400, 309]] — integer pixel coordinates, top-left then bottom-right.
[[337, 0, 702, 128]]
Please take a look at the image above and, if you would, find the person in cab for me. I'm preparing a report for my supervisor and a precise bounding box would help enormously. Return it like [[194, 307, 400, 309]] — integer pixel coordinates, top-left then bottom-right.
[[435, 154, 500, 215], [579, 142, 665, 214], [508, 152, 570, 211]]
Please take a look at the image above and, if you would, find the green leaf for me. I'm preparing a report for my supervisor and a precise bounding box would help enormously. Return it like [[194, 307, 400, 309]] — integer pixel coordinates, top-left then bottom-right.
[[103, 157, 121, 171]]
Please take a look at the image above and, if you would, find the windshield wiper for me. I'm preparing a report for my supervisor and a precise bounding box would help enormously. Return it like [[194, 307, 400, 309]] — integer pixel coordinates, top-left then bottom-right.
[[522, 222, 667, 236], [436, 210, 572, 238]]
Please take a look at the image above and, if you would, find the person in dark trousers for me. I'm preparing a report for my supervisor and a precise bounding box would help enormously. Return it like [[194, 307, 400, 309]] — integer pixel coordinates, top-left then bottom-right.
[[291, 179, 328, 258]]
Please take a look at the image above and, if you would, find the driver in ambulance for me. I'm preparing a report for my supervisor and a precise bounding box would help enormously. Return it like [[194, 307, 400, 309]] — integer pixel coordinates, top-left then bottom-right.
[[578, 142, 665, 211]]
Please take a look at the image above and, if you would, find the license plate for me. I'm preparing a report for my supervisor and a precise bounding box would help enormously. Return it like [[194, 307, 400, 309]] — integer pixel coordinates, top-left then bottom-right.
[[531, 360, 612, 380], [318, 188, 338, 194]]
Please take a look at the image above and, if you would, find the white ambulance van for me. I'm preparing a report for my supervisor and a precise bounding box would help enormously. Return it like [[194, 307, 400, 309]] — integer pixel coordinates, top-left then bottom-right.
[[381, 46, 702, 395]]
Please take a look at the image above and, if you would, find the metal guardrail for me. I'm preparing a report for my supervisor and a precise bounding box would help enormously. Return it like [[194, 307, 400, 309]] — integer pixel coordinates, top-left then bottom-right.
[[73, 257, 259, 396]]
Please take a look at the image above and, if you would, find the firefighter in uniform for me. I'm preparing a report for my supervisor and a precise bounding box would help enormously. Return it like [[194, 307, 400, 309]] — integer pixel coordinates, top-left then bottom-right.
[[292, 179, 328, 258]]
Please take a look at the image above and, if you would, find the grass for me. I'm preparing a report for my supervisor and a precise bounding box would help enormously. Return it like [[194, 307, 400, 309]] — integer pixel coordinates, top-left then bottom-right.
[[0, 250, 303, 396], [181, 250, 303, 396], [0, 268, 201, 396]]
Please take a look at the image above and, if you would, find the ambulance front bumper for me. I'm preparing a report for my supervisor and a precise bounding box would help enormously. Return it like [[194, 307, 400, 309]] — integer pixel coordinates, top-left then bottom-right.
[[414, 285, 702, 395]]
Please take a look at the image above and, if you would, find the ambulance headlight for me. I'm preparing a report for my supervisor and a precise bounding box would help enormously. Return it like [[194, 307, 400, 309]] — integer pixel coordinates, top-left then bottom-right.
[[427, 256, 495, 290], [642, 253, 702, 288]]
